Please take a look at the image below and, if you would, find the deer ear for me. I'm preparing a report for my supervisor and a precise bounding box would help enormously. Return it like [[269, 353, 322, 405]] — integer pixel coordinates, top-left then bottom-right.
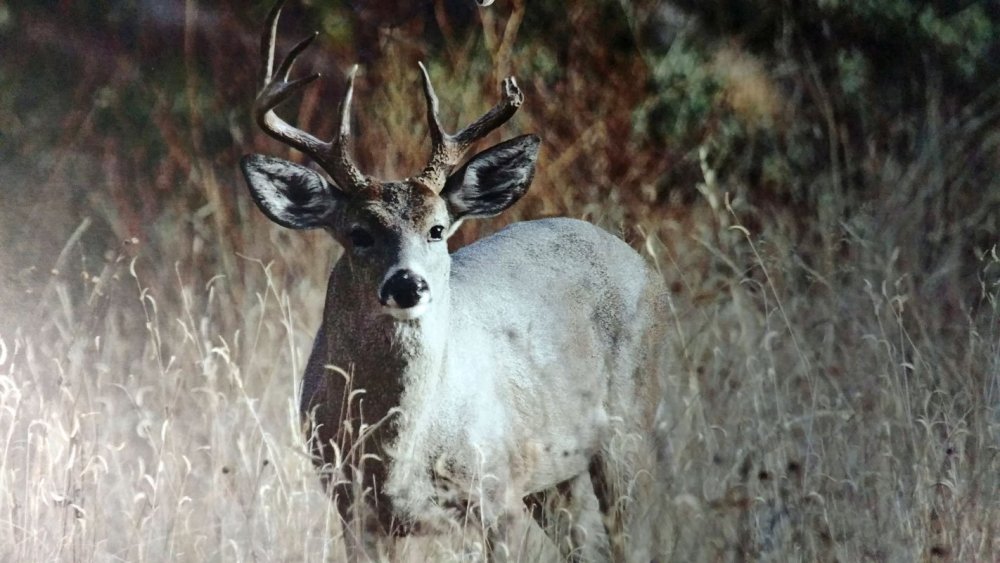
[[441, 134, 540, 220], [241, 154, 343, 229]]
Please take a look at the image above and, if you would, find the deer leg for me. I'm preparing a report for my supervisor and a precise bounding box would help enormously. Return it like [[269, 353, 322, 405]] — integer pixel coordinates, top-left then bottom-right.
[[485, 508, 537, 563], [526, 476, 610, 562], [333, 483, 381, 563], [589, 454, 627, 563]]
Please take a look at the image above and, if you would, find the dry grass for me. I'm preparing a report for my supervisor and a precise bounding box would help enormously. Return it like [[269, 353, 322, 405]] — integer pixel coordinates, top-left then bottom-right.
[[654, 194, 1000, 561], [4, 159, 998, 561], [2, 1, 999, 561]]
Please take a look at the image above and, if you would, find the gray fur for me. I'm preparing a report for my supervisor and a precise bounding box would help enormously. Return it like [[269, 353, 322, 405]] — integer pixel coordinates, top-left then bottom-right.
[[241, 154, 342, 229], [442, 134, 540, 219]]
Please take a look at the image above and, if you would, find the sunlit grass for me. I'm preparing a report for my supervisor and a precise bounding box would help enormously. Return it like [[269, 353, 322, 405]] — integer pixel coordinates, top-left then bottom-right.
[[4, 160, 998, 560]]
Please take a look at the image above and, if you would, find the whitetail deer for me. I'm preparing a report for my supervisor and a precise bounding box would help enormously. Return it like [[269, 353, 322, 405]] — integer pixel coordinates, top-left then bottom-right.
[[241, 1, 668, 560]]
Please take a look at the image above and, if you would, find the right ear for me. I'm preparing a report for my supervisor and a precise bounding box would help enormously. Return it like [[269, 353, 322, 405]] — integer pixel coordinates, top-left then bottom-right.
[[440, 134, 540, 221], [240, 154, 344, 229]]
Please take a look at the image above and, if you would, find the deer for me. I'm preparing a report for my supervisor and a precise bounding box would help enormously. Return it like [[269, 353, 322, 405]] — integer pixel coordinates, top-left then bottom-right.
[[240, 2, 669, 561]]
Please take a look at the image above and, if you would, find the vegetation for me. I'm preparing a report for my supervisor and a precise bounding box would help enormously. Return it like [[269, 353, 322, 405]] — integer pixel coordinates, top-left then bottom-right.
[[1, 0, 997, 560]]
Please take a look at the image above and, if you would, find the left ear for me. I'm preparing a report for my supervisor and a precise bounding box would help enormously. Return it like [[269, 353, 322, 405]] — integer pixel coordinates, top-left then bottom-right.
[[241, 154, 343, 230], [441, 134, 540, 220]]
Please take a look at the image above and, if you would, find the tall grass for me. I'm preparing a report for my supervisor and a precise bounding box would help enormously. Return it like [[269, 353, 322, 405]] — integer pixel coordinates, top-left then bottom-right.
[[654, 175, 1000, 561], [1, 1, 998, 561]]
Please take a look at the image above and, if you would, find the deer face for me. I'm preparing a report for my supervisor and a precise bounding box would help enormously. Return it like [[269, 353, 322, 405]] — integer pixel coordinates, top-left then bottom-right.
[[336, 180, 451, 321], [243, 3, 538, 320], [241, 134, 540, 321]]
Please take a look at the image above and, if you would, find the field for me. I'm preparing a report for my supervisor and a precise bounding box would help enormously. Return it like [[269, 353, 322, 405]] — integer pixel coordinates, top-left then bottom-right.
[[1, 1, 998, 561]]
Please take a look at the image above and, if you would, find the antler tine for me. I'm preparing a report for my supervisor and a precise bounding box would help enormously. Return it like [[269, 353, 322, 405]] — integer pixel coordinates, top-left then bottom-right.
[[415, 63, 524, 192], [418, 62, 447, 148], [330, 65, 368, 189], [260, 1, 282, 85], [253, 0, 368, 192]]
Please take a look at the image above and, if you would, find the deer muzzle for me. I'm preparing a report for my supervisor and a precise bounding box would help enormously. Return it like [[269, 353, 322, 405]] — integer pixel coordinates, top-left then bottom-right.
[[380, 269, 431, 320]]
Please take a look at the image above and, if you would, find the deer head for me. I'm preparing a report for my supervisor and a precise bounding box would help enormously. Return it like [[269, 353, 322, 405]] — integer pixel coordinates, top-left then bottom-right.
[[241, 0, 540, 321]]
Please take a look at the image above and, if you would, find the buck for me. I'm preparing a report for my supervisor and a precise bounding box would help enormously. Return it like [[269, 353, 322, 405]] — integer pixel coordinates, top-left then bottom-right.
[[241, 2, 669, 560]]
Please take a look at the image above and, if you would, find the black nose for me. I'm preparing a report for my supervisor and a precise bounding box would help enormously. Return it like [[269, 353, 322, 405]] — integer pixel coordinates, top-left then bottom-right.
[[380, 270, 429, 308]]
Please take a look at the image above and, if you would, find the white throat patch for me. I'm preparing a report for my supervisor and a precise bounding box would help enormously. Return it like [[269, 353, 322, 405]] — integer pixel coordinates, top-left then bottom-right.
[[382, 300, 431, 321]]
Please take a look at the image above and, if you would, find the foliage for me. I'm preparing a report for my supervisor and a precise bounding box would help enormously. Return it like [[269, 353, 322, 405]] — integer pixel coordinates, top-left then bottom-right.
[[634, 0, 1000, 305]]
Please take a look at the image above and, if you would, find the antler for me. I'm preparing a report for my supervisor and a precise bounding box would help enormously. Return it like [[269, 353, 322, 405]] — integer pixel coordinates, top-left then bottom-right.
[[253, 0, 368, 192], [414, 62, 524, 192]]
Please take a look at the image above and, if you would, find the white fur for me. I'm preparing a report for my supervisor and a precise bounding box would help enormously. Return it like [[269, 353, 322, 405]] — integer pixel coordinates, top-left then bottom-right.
[[373, 219, 664, 553], [381, 300, 429, 320]]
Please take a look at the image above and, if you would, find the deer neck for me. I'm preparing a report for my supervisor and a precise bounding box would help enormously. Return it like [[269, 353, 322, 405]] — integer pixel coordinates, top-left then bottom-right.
[[319, 264, 452, 531], [326, 265, 451, 396]]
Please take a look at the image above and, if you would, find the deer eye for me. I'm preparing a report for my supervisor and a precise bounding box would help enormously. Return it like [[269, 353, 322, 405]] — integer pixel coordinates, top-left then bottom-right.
[[349, 227, 374, 248], [428, 225, 445, 241]]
